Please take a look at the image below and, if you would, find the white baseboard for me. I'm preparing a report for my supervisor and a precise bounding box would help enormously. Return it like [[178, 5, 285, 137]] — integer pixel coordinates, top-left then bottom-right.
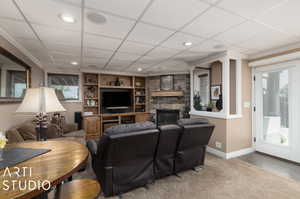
[[207, 146, 227, 159], [207, 146, 255, 159]]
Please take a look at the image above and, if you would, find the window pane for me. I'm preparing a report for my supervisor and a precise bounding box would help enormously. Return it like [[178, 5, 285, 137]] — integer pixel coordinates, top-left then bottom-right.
[[262, 69, 289, 146], [48, 74, 79, 100], [7, 70, 26, 98]]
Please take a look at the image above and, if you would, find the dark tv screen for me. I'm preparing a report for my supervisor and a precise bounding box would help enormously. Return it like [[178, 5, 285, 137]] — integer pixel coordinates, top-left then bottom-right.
[[102, 91, 131, 107]]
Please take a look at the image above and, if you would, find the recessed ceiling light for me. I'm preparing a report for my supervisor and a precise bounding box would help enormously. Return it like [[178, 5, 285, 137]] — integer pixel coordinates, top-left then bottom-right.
[[137, 68, 142, 72], [86, 12, 107, 24], [71, 61, 78, 66], [183, 42, 193, 46], [59, 14, 76, 24]]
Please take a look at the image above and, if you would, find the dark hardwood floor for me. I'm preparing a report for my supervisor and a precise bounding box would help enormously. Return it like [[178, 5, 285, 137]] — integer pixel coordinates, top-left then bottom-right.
[[239, 152, 300, 182]]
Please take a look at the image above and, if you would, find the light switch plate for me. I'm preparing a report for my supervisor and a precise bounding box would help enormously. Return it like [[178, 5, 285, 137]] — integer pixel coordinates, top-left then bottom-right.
[[244, 102, 251, 108]]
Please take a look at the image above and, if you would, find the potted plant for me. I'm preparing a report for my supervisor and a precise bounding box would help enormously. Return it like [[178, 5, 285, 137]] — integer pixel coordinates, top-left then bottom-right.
[[207, 102, 214, 112], [193, 92, 202, 111]]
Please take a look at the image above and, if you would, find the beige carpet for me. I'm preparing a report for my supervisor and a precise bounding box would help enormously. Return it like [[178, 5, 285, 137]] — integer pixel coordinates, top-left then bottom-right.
[[58, 153, 300, 199]]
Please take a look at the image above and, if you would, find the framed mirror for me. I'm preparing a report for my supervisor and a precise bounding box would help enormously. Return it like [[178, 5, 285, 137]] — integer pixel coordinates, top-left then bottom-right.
[[0, 46, 31, 103]]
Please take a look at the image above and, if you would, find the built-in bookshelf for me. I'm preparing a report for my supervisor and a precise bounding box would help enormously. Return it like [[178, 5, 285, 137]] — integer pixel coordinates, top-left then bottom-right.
[[82, 73, 99, 115], [82, 73, 149, 138], [82, 73, 147, 115]]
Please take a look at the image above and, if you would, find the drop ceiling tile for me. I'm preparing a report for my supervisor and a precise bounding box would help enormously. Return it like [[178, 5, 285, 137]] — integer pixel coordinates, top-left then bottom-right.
[[142, 0, 210, 30], [238, 29, 297, 51], [161, 32, 204, 50], [83, 48, 114, 59], [214, 20, 272, 44], [174, 50, 211, 62], [0, 1, 23, 20], [200, 0, 221, 5], [34, 25, 81, 46], [113, 52, 141, 61], [83, 57, 109, 66], [82, 64, 106, 70], [52, 52, 78, 60], [85, 9, 135, 39], [85, 0, 151, 20], [256, 1, 300, 36], [146, 47, 181, 59], [15, 0, 82, 31], [118, 41, 154, 55], [127, 22, 174, 45], [15, 38, 44, 51], [27, 50, 53, 63], [183, 7, 245, 38], [85, 33, 122, 51], [46, 43, 81, 56], [217, 0, 286, 19], [107, 59, 133, 68], [0, 19, 36, 39], [189, 39, 228, 52]]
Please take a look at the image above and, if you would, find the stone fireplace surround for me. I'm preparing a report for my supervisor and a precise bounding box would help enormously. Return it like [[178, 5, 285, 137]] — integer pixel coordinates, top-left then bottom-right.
[[147, 74, 190, 118]]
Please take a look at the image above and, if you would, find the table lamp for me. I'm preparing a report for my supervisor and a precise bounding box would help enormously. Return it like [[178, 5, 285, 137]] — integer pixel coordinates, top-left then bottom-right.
[[16, 87, 66, 141]]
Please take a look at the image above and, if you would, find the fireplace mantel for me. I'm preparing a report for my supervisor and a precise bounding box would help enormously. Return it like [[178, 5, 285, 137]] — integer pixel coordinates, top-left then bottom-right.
[[151, 91, 184, 97]]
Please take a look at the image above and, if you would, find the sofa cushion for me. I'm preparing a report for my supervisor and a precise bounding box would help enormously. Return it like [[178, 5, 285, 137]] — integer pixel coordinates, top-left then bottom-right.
[[6, 128, 24, 144], [105, 121, 156, 136], [63, 130, 85, 138], [17, 123, 37, 140], [177, 118, 209, 126]]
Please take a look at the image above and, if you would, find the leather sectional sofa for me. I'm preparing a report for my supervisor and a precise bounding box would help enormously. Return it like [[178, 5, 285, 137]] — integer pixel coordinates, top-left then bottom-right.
[[87, 118, 214, 197]]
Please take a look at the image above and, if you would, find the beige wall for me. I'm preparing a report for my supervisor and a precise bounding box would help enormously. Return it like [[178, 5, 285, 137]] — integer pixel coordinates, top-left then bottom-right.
[[61, 102, 83, 123], [210, 61, 222, 85], [191, 60, 252, 153]]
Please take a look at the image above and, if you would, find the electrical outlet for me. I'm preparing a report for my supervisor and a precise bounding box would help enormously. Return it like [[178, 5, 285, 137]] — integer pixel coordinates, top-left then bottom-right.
[[216, 141, 222, 149]]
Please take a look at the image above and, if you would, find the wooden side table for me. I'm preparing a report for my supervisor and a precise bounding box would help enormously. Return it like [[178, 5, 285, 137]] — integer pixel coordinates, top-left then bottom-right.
[[55, 179, 101, 199]]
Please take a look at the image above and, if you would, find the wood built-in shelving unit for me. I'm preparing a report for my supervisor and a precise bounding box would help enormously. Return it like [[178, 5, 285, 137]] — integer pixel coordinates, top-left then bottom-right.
[[82, 73, 149, 139], [82, 73, 99, 115]]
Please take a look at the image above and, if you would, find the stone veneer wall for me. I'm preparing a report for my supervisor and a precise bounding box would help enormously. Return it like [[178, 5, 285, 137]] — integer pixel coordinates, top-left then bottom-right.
[[146, 74, 190, 117]]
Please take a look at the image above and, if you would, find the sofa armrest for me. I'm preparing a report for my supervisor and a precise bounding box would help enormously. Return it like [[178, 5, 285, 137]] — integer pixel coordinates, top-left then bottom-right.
[[87, 140, 98, 156], [47, 124, 62, 138], [63, 123, 78, 134]]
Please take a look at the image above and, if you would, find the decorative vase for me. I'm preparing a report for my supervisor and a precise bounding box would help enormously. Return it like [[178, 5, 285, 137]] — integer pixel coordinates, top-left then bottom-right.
[[216, 94, 223, 111]]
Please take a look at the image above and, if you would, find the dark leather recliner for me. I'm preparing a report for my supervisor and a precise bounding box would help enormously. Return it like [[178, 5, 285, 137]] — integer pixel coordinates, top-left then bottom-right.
[[155, 124, 181, 178], [87, 122, 159, 197], [175, 118, 215, 173]]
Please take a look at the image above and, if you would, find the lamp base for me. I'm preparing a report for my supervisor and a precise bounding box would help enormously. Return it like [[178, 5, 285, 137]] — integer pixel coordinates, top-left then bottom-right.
[[35, 113, 49, 141]]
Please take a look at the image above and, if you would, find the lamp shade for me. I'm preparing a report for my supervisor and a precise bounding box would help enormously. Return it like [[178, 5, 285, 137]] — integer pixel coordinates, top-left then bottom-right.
[[16, 87, 66, 114]]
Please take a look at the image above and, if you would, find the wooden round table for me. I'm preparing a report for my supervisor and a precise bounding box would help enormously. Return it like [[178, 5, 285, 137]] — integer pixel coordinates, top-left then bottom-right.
[[0, 140, 89, 199]]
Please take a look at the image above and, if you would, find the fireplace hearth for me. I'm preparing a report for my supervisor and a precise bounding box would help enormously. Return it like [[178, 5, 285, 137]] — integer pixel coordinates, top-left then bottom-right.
[[156, 109, 180, 126]]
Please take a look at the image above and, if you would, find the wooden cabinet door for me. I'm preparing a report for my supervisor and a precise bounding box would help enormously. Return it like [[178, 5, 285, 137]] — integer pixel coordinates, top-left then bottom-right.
[[135, 113, 151, 123], [84, 117, 100, 140]]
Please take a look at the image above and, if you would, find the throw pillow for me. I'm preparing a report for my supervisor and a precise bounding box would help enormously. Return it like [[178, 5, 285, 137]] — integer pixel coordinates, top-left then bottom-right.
[[17, 123, 37, 140]]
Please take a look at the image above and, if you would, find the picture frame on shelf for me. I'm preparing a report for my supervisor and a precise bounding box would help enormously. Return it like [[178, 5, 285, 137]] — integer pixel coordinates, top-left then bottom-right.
[[160, 75, 174, 91], [210, 85, 222, 100]]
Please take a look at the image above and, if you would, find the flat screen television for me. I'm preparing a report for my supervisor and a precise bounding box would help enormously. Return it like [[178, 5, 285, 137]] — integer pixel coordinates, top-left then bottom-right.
[[102, 89, 132, 110]]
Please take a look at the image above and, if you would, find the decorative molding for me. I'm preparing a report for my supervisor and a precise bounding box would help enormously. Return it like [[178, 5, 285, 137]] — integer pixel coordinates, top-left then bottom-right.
[[80, 68, 147, 77], [146, 71, 190, 76], [0, 27, 44, 69], [249, 50, 300, 67], [207, 146, 255, 159]]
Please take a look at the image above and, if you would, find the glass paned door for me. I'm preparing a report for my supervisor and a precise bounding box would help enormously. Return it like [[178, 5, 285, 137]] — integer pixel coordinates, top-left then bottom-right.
[[254, 66, 293, 160], [262, 70, 289, 146]]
